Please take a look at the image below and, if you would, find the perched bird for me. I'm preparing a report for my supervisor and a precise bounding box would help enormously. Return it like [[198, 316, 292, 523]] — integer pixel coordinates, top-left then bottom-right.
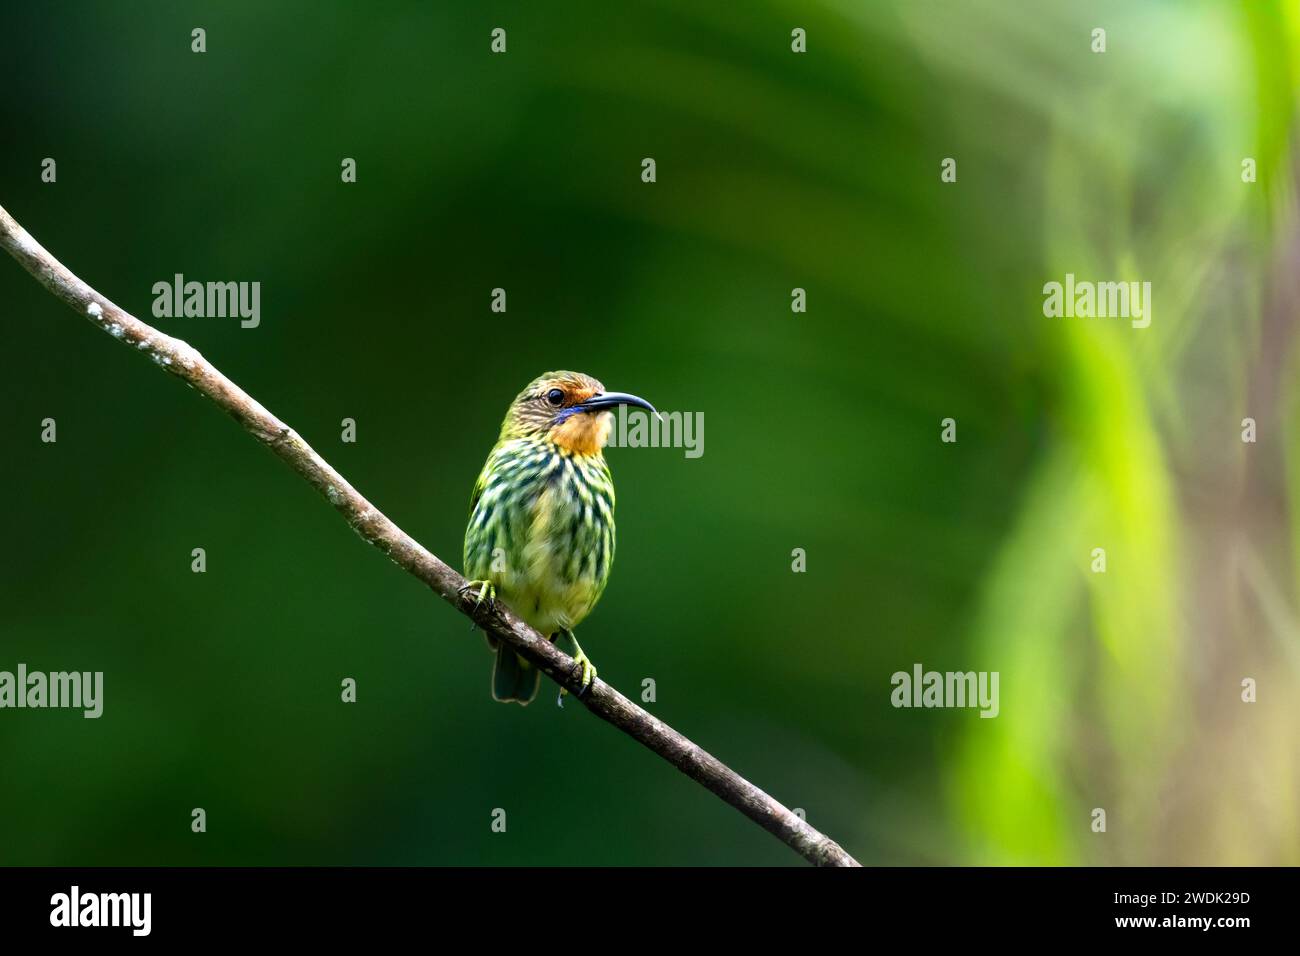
[[462, 371, 656, 705]]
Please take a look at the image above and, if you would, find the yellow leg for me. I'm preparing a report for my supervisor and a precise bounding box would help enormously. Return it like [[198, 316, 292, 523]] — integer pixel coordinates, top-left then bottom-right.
[[457, 579, 496, 609], [555, 629, 597, 707]]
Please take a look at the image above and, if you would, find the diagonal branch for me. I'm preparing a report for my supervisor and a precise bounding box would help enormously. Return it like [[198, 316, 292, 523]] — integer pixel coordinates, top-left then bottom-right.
[[0, 202, 861, 868]]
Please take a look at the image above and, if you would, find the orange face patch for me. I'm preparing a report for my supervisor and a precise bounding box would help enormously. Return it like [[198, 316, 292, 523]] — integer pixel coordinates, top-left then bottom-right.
[[549, 408, 612, 456]]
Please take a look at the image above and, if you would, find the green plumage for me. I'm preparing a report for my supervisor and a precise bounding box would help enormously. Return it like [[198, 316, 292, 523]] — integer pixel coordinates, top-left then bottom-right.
[[463, 372, 625, 705]]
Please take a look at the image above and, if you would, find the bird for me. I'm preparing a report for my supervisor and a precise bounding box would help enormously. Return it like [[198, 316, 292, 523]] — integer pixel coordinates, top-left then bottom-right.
[[461, 371, 657, 705]]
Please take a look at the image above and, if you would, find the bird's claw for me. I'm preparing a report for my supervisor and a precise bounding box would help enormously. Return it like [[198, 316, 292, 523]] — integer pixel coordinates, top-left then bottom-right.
[[570, 650, 597, 696], [458, 579, 496, 612], [555, 630, 596, 706]]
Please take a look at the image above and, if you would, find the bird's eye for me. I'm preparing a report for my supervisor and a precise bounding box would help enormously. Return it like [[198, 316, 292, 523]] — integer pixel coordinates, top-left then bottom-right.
[[545, 388, 565, 408]]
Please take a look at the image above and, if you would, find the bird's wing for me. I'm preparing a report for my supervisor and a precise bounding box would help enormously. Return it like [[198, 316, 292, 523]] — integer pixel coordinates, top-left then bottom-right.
[[464, 445, 508, 579], [468, 469, 486, 517]]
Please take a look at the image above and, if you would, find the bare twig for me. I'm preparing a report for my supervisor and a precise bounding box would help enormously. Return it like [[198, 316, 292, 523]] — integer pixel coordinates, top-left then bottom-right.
[[0, 202, 861, 867]]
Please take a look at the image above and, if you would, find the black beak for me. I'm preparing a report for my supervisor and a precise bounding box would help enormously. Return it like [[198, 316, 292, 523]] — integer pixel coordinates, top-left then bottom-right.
[[575, 391, 658, 416]]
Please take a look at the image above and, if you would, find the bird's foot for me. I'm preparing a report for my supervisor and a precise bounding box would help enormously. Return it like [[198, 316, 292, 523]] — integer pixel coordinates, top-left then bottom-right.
[[555, 630, 597, 707], [458, 579, 496, 612]]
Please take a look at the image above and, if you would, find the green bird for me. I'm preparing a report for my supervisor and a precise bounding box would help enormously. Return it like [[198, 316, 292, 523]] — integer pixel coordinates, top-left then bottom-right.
[[462, 371, 657, 705]]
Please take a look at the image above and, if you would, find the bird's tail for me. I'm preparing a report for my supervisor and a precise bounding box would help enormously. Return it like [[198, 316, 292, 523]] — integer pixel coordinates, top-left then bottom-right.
[[490, 638, 541, 705]]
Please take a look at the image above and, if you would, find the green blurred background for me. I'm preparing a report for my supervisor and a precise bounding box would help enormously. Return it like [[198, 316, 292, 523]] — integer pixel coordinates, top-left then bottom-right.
[[2, 0, 1298, 865]]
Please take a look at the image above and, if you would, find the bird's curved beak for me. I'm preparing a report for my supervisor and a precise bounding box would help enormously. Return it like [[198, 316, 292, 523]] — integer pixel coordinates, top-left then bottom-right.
[[575, 391, 659, 417]]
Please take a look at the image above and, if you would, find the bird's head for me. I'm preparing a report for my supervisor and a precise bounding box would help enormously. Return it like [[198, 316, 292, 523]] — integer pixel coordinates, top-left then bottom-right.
[[500, 370, 657, 455]]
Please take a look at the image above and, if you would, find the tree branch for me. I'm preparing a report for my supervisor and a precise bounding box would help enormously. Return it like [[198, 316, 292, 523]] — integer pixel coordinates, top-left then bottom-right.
[[0, 202, 861, 868]]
